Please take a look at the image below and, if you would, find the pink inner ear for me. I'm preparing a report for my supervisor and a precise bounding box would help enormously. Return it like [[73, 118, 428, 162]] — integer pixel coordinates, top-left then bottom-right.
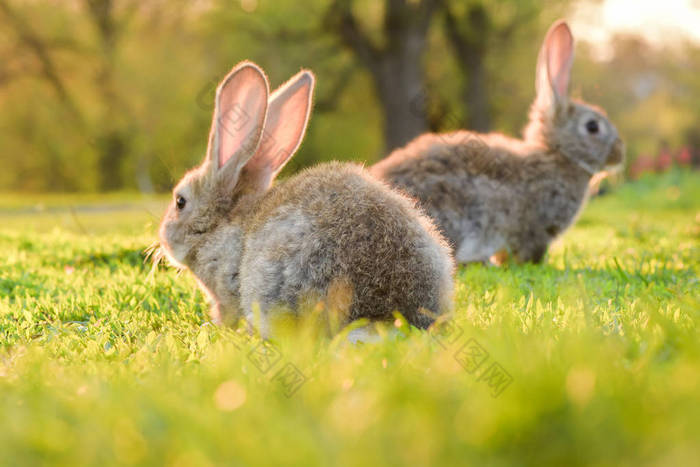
[[546, 24, 574, 97], [245, 72, 313, 181], [215, 66, 268, 170], [217, 98, 248, 169], [259, 90, 309, 169]]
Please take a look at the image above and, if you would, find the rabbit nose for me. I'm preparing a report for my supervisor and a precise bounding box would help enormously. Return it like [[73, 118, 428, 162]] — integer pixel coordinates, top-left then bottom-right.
[[606, 138, 625, 166]]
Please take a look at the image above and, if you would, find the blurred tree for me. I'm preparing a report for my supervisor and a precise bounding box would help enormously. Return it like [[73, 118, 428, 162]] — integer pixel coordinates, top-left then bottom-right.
[[442, 0, 540, 132], [0, 0, 697, 192], [0, 0, 91, 190], [324, 0, 441, 153], [0, 0, 84, 124], [0, 0, 140, 190], [84, 0, 135, 190]]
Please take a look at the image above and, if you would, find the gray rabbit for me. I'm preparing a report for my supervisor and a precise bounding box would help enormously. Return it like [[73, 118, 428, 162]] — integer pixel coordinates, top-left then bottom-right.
[[372, 20, 625, 264], [159, 61, 453, 335]]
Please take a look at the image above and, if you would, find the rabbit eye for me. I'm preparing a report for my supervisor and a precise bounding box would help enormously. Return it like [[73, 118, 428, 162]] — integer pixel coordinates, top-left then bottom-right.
[[585, 119, 599, 134], [176, 195, 187, 210]]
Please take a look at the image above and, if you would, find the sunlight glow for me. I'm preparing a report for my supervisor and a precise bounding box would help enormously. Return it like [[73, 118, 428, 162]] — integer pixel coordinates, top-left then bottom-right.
[[572, 0, 700, 58]]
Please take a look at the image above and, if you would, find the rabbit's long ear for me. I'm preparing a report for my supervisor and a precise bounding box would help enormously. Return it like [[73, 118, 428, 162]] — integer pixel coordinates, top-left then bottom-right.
[[206, 61, 269, 186], [535, 20, 574, 111], [243, 70, 315, 189]]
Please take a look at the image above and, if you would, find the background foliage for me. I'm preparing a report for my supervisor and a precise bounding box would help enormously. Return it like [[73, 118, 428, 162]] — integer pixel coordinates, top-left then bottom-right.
[[1, 0, 698, 192]]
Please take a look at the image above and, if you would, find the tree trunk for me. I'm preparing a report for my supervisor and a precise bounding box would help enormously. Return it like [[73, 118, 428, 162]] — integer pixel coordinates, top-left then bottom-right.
[[373, 31, 429, 152], [325, 0, 439, 155], [444, 3, 492, 133], [86, 0, 131, 191], [95, 130, 127, 191], [461, 46, 490, 132]]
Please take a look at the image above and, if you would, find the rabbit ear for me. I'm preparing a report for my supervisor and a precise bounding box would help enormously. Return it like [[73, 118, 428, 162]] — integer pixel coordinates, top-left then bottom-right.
[[206, 61, 269, 184], [535, 20, 574, 110], [243, 70, 315, 189]]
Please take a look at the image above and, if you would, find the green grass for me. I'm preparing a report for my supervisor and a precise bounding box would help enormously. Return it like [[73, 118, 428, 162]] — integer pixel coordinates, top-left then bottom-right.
[[1, 170, 698, 466]]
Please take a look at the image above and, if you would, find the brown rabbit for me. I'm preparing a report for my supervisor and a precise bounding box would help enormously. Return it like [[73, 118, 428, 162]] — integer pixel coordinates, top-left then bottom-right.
[[371, 20, 625, 264], [158, 61, 453, 335]]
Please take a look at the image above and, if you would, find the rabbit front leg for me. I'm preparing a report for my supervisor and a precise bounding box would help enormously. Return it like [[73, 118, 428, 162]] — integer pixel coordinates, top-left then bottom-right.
[[454, 232, 504, 264], [489, 249, 510, 266], [209, 301, 241, 326], [239, 244, 307, 337], [239, 264, 279, 338], [511, 230, 549, 264]]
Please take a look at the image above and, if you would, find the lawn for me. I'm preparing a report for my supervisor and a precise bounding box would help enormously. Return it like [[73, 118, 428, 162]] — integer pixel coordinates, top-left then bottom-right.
[[1, 170, 698, 466]]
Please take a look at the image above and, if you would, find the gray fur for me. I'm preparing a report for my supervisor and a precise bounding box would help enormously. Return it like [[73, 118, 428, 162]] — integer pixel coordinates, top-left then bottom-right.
[[371, 20, 625, 264], [159, 62, 454, 333]]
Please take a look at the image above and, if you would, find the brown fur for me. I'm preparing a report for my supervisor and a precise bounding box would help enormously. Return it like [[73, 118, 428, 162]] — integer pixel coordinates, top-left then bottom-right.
[[159, 62, 453, 333], [371, 20, 625, 264]]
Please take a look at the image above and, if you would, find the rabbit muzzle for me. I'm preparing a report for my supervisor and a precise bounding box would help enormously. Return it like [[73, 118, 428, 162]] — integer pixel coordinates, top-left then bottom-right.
[[605, 137, 625, 169], [158, 215, 189, 269]]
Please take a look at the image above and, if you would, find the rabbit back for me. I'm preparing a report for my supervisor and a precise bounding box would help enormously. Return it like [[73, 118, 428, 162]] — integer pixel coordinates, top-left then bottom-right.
[[371, 132, 534, 263], [239, 162, 454, 329]]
